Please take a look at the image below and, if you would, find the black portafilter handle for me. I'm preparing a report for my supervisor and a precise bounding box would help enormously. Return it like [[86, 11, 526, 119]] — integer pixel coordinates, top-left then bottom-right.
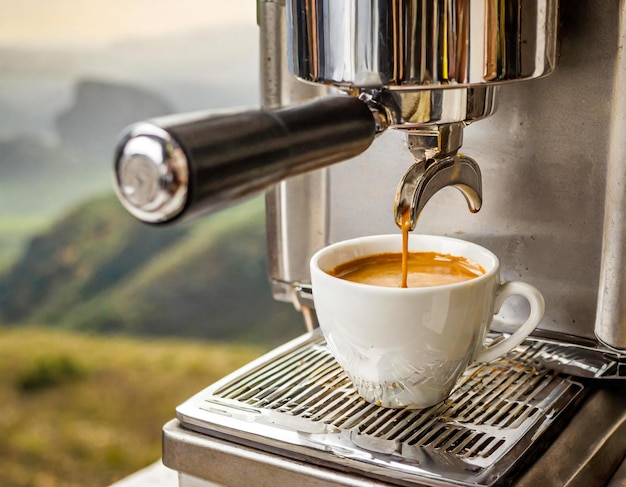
[[113, 95, 377, 224]]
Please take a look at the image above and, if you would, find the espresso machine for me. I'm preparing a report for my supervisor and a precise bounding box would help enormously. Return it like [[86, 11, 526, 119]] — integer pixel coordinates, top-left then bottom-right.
[[113, 1, 626, 485]]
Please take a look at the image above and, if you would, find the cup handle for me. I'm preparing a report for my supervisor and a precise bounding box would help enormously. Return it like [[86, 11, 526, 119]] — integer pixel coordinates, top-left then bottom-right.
[[474, 281, 545, 363]]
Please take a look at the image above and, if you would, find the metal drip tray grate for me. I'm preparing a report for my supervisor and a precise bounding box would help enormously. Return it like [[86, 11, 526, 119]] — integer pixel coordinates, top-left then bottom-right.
[[176, 331, 584, 486]]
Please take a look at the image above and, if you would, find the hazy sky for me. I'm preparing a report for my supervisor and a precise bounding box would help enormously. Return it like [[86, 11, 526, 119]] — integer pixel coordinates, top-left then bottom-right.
[[0, 0, 256, 47]]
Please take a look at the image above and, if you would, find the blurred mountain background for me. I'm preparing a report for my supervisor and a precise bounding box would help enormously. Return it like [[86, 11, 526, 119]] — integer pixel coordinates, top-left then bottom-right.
[[0, 25, 303, 344], [0, 9, 309, 486]]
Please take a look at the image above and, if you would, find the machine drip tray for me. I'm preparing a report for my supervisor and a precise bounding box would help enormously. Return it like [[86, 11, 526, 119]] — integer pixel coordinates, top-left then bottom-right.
[[166, 330, 612, 486]]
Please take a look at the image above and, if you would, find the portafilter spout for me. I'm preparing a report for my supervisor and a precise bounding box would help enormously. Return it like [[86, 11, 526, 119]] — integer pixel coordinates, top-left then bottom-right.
[[394, 123, 482, 231]]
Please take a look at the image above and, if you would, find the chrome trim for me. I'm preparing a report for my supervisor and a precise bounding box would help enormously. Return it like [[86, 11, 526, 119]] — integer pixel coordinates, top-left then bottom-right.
[[287, 0, 559, 89], [596, 0, 626, 351], [114, 123, 189, 223], [358, 86, 498, 129]]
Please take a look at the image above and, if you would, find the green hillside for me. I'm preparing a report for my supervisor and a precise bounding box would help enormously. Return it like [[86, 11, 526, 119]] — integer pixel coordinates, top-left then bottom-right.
[[0, 193, 306, 487], [0, 326, 266, 487], [0, 194, 304, 346]]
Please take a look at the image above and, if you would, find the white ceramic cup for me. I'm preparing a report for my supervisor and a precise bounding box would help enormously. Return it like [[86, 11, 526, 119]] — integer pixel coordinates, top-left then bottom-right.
[[310, 234, 545, 409]]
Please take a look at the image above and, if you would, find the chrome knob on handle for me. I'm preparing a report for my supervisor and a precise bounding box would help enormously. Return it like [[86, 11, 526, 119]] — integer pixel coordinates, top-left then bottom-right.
[[115, 124, 189, 223], [113, 95, 377, 224]]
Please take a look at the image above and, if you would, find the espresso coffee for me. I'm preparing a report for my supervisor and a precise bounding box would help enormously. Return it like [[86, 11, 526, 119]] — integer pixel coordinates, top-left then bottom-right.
[[328, 251, 485, 288]]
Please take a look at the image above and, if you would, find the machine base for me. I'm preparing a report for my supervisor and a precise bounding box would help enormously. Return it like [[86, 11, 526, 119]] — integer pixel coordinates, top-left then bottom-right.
[[161, 331, 626, 486]]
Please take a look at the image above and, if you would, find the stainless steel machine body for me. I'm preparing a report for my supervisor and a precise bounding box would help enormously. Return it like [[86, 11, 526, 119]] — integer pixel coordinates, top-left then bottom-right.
[[267, 0, 626, 351], [111, 0, 626, 485]]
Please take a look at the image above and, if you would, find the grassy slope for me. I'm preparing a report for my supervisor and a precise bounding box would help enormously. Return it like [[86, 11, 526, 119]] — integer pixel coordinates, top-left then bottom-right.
[[63, 196, 303, 344], [0, 326, 266, 487], [0, 193, 304, 345], [1, 193, 189, 324], [0, 215, 50, 274]]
